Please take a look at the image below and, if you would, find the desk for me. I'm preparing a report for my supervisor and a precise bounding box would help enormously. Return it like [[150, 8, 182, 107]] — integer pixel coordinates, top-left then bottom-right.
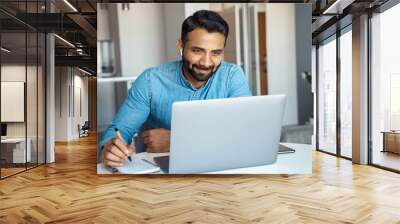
[[97, 143, 312, 174], [381, 131, 400, 154], [1, 138, 31, 163]]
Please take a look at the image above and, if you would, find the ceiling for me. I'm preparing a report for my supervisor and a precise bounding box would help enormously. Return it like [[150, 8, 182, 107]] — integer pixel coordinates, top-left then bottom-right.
[[1, 0, 394, 73], [309, 0, 390, 43], [0, 0, 97, 74]]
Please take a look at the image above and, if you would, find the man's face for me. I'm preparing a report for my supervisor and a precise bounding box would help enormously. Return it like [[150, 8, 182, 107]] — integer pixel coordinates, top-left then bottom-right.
[[181, 28, 225, 82]]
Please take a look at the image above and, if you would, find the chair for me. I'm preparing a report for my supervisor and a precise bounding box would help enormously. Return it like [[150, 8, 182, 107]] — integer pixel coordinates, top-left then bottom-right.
[[78, 121, 90, 138]]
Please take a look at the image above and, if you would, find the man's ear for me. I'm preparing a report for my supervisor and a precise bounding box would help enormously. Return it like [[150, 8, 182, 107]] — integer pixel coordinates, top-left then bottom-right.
[[176, 40, 183, 56]]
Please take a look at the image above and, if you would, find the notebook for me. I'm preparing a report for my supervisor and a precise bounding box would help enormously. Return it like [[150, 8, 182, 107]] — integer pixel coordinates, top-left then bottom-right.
[[112, 156, 160, 174]]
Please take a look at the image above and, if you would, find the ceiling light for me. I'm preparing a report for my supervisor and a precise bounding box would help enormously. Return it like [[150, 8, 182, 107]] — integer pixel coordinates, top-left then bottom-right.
[[76, 48, 84, 55], [54, 34, 75, 48], [1, 47, 11, 53], [78, 67, 93, 76], [63, 0, 78, 12]]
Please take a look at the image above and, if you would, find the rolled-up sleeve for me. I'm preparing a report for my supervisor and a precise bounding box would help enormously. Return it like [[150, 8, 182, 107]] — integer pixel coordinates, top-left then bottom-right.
[[98, 70, 152, 154], [227, 65, 252, 97]]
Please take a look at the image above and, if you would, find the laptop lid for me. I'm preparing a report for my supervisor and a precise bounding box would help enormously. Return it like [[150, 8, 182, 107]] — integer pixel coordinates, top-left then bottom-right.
[[169, 95, 286, 174]]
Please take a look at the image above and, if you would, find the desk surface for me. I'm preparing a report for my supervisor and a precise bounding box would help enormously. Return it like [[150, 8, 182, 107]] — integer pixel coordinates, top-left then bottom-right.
[[381, 131, 400, 134], [1, 138, 27, 143], [97, 143, 312, 175]]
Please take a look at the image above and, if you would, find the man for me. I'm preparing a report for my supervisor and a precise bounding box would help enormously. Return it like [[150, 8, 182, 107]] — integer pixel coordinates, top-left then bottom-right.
[[99, 10, 252, 167]]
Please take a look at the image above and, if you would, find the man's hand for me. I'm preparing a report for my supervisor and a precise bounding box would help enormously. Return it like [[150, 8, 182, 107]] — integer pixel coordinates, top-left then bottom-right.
[[101, 138, 135, 167], [142, 128, 171, 153]]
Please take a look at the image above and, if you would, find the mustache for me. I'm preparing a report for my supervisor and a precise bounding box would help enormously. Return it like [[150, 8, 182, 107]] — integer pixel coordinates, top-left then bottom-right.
[[193, 64, 214, 70]]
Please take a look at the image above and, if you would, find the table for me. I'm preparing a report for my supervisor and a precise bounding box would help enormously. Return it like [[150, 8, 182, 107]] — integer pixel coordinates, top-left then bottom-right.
[[381, 131, 400, 154], [1, 138, 31, 163], [97, 143, 312, 174]]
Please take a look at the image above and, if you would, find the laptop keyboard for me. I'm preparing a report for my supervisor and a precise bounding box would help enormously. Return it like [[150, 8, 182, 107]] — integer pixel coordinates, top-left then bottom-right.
[[278, 144, 296, 154], [153, 144, 295, 173], [153, 155, 170, 173]]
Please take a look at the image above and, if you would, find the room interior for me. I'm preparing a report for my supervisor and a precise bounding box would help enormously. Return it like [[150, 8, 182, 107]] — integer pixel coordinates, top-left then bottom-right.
[[0, 0, 400, 222]]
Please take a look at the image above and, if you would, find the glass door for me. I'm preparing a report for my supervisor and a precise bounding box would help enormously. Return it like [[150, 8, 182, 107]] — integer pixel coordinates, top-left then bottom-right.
[[0, 0, 47, 179], [0, 13, 28, 177]]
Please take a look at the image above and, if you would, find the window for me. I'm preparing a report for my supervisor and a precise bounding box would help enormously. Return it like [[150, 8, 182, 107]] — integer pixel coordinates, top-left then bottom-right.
[[0, 1, 47, 179], [339, 28, 352, 158], [317, 36, 337, 154], [370, 2, 400, 171]]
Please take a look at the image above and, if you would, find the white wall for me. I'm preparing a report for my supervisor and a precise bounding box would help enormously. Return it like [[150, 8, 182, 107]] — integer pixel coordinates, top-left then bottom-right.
[[55, 67, 69, 141], [184, 3, 210, 17], [1, 65, 26, 139], [113, 3, 212, 66], [72, 74, 89, 138], [266, 4, 298, 126], [1, 65, 26, 82], [163, 3, 186, 62], [209, 3, 264, 13], [1, 65, 37, 136], [116, 3, 167, 77], [54, 67, 89, 141], [98, 4, 111, 41], [1, 63, 47, 163]]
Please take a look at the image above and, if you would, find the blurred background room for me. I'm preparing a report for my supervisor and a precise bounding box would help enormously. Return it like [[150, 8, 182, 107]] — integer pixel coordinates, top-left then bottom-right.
[[97, 3, 314, 149]]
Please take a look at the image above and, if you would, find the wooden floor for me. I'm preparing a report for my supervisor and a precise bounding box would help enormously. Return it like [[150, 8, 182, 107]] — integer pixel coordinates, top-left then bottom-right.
[[1, 167, 26, 178], [373, 150, 400, 171], [1, 163, 45, 178], [1, 135, 400, 223]]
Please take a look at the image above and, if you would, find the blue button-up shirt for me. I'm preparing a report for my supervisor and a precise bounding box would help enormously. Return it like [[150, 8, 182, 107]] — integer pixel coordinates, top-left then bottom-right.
[[98, 60, 252, 152]]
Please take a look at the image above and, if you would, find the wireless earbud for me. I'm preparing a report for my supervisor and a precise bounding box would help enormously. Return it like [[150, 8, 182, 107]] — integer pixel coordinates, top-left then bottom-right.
[[180, 49, 183, 56]]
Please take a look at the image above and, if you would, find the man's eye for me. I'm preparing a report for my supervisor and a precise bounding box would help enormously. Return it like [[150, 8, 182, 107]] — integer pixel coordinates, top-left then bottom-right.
[[212, 52, 222, 56], [192, 49, 201, 53]]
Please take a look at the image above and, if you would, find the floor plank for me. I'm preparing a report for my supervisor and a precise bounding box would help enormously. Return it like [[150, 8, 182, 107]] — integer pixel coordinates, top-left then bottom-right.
[[1, 134, 400, 223]]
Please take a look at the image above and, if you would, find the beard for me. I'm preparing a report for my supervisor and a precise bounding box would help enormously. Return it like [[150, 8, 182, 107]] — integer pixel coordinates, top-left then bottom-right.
[[182, 56, 219, 82]]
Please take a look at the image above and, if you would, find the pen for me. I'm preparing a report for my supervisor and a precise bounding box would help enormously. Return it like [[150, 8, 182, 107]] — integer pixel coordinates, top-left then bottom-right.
[[114, 128, 132, 162], [111, 167, 119, 173]]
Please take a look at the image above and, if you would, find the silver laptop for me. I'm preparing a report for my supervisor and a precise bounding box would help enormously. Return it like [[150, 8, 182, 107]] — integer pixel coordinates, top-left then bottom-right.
[[165, 95, 286, 174]]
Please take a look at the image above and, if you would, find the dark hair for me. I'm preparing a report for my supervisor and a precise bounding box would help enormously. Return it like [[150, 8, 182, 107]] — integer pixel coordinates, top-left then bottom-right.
[[181, 10, 229, 45]]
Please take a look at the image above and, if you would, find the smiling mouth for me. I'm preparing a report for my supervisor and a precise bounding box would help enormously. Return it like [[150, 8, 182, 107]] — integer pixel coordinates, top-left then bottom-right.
[[195, 66, 212, 72]]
